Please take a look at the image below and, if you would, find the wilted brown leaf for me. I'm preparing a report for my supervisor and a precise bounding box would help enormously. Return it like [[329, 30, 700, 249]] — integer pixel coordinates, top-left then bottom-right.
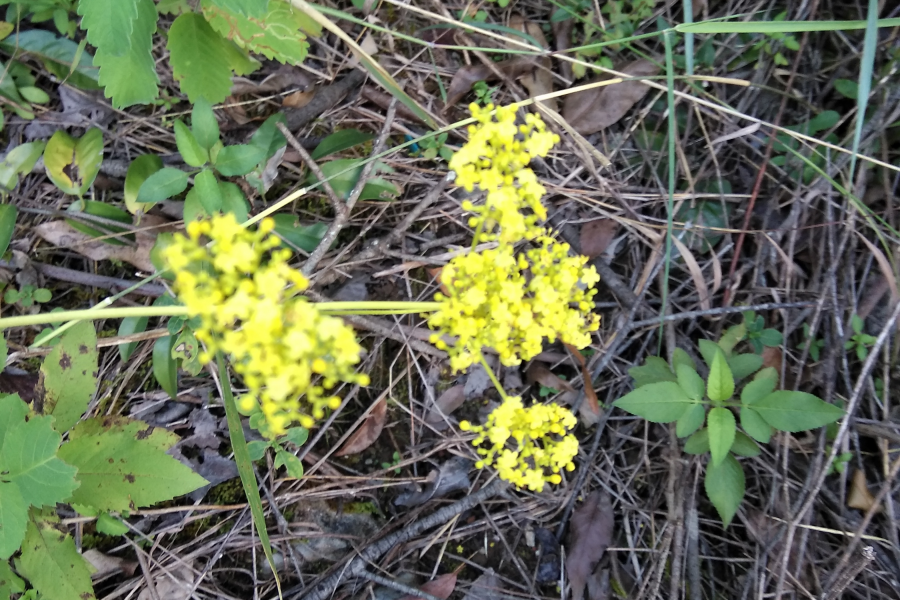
[[761, 346, 783, 385], [564, 343, 601, 425], [282, 90, 315, 108], [671, 236, 711, 311], [579, 219, 619, 259], [509, 15, 557, 112], [848, 469, 879, 512], [462, 570, 504, 600], [444, 58, 535, 110], [526, 363, 575, 393], [335, 397, 387, 457], [398, 573, 457, 600], [566, 490, 614, 600], [553, 19, 574, 81], [83, 549, 138, 579], [426, 385, 466, 425], [562, 59, 660, 134]]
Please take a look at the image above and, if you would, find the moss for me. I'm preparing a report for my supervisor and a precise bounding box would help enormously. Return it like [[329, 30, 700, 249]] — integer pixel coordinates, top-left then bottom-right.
[[208, 478, 247, 505], [342, 501, 383, 518]]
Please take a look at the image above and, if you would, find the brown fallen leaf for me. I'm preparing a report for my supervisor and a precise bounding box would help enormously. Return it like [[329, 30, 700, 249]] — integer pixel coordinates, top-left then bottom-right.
[[335, 397, 387, 457], [671, 235, 711, 311], [566, 490, 614, 600], [564, 343, 601, 426], [398, 573, 457, 600], [282, 90, 315, 108], [509, 15, 557, 113], [83, 549, 138, 579], [579, 218, 619, 259], [761, 346, 783, 385], [425, 385, 466, 425], [444, 58, 535, 110], [462, 569, 504, 600], [526, 363, 575, 393], [848, 469, 879, 512], [34, 214, 174, 273], [553, 18, 574, 81], [562, 59, 660, 134]]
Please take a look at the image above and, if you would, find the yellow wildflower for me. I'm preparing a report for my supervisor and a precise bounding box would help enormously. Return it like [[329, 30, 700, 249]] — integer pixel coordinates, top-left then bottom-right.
[[162, 213, 368, 436], [460, 396, 578, 492]]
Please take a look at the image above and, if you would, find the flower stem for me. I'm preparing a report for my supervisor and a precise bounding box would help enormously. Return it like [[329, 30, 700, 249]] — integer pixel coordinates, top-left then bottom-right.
[[478, 352, 508, 400]]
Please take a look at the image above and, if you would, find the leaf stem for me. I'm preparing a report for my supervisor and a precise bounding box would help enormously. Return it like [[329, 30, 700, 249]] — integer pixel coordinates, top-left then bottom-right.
[[478, 352, 508, 400]]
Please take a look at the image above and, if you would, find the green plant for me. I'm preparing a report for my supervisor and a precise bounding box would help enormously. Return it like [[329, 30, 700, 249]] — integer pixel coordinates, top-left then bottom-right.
[[247, 425, 308, 478], [0, 53, 53, 128], [748, 11, 800, 66], [716, 311, 782, 356], [3, 284, 52, 308], [538, 374, 567, 397], [614, 336, 843, 526], [797, 323, 825, 361], [0, 322, 206, 600], [472, 79, 497, 106], [381, 450, 402, 474], [845, 314, 876, 361], [411, 132, 453, 162]]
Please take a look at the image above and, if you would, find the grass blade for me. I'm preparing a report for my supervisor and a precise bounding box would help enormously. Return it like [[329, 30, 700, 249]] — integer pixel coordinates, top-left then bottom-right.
[[660, 29, 678, 347], [848, 0, 879, 184], [677, 17, 900, 34]]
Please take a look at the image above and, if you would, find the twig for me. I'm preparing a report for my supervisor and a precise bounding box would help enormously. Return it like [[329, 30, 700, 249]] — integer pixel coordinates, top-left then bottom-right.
[[276, 121, 343, 213], [357, 571, 446, 600], [822, 547, 876, 600], [0, 260, 168, 298]]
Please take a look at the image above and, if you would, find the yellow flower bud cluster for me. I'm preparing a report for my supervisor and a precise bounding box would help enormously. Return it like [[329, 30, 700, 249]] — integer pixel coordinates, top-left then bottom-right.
[[460, 396, 578, 492], [162, 214, 369, 436], [449, 103, 559, 244]]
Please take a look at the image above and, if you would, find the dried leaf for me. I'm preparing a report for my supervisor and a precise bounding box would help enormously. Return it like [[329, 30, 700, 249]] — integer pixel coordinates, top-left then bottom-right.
[[566, 490, 614, 600], [399, 573, 457, 600], [509, 15, 556, 112], [564, 343, 601, 425], [444, 58, 534, 110], [462, 569, 504, 600], [136, 563, 194, 600], [553, 19, 574, 81], [526, 363, 575, 393], [230, 64, 312, 95], [335, 397, 387, 456], [282, 90, 315, 108], [848, 469, 879, 512], [579, 219, 619, 259], [761, 347, 783, 384], [671, 235, 711, 311], [426, 385, 466, 425], [83, 549, 137, 578], [562, 59, 660, 134]]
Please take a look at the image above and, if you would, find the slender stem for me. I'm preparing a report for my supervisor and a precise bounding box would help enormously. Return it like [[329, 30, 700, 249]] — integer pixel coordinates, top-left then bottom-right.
[[478, 352, 508, 400]]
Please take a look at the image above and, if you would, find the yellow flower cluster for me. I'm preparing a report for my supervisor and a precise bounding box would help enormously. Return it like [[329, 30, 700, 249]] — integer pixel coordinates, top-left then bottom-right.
[[460, 396, 578, 492], [428, 237, 600, 372], [450, 103, 559, 244], [162, 214, 368, 436]]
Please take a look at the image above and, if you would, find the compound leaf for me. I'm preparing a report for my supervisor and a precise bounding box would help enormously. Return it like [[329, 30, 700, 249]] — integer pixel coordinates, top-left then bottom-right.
[[684, 428, 709, 454], [728, 353, 763, 380], [707, 407, 735, 466], [698, 338, 719, 368], [707, 349, 735, 402], [168, 12, 234, 103], [628, 356, 675, 388], [752, 391, 844, 432], [204, 0, 315, 64], [0, 415, 78, 507], [94, 0, 159, 108], [58, 417, 207, 511], [670, 347, 696, 372], [740, 407, 772, 443], [17, 514, 96, 600], [77, 0, 139, 57], [0, 481, 27, 560], [704, 453, 744, 527], [40, 320, 98, 434], [613, 381, 692, 423], [740, 376, 775, 406], [730, 431, 761, 457]]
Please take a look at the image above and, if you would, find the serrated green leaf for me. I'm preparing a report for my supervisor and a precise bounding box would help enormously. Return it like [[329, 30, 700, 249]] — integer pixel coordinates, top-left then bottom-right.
[[0, 481, 27, 559], [40, 320, 98, 434], [203, 0, 312, 65], [193, 169, 222, 214], [152, 335, 178, 399], [77, 0, 138, 57], [117, 316, 149, 362], [628, 356, 675, 388], [168, 12, 235, 103], [728, 353, 763, 380], [137, 167, 188, 203], [124, 154, 163, 214], [274, 448, 303, 478], [96, 512, 129, 536], [58, 417, 207, 511], [675, 363, 704, 401], [0, 204, 16, 257], [670, 347, 695, 373], [249, 113, 287, 158], [0, 30, 100, 90], [707, 350, 735, 402], [0, 415, 78, 506], [17, 515, 96, 600], [214, 144, 266, 176], [191, 97, 220, 149], [752, 391, 844, 432], [613, 381, 692, 423], [704, 454, 744, 527], [94, 0, 159, 108], [271, 214, 327, 252], [740, 406, 772, 443], [740, 376, 775, 406], [310, 129, 375, 160], [209, 0, 269, 17], [730, 431, 760, 457], [718, 323, 746, 355], [0, 558, 25, 597], [0, 394, 28, 448], [684, 428, 709, 454], [698, 338, 719, 369], [174, 120, 208, 167], [676, 403, 705, 438], [707, 407, 735, 466], [220, 181, 249, 222]]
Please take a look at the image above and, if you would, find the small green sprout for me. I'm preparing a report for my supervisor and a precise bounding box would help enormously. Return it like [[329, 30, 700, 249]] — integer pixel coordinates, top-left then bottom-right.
[[798, 323, 825, 362], [3, 284, 52, 308], [845, 314, 876, 361], [472, 80, 498, 106], [381, 450, 402, 474]]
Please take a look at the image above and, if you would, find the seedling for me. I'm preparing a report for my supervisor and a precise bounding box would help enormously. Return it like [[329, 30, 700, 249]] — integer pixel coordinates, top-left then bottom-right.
[[472, 80, 498, 106], [246, 426, 309, 479], [797, 323, 825, 362], [539, 374, 568, 398], [381, 450, 402, 474], [3, 284, 52, 308], [845, 314, 876, 361]]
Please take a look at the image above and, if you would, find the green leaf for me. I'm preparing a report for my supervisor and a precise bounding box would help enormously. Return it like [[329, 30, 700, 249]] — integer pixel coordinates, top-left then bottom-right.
[[613, 381, 693, 423], [43, 128, 104, 196], [183, 187, 208, 222], [96, 513, 129, 536], [676, 403, 706, 438], [707, 407, 736, 466], [852, 314, 864, 334], [172, 329, 202, 376], [0, 30, 100, 90], [40, 320, 98, 434], [249, 113, 287, 158], [707, 349, 735, 402], [0, 204, 16, 257], [306, 158, 399, 201], [94, 0, 159, 108], [124, 154, 163, 214], [220, 181, 249, 222], [628, 356, 675, 388], [158, 0, 191, 14], [152, 335, 178, 399], [752, 391, 844, 432], [718, 323, 746, 355], [834, 78, 858, 100], [247, 440, 269, 461], [704, 454, 744, 527], [271, 214, 327, 252], [193, 169, 223, 214], [740, 407, 772, 443], [283, 426, 309, 447], [740, 376, 775, 406], [117, 316, 149, 362], [58, 417, 208, 511], [728, 353, 763, 380], [675, 363, 704, 401], [0, 481, 27, 559], [17, 515, 96, 600], [1, 415, 79, 506], [698, 338, 720, 368], [208, 0, 270, 17], [684, 428, 709, 454], [730, 431, 760, 457], [191, 97, 220, 150], [758, 329, 783, 347], [167, 12, 235, 103], [310, 129, 375, 160], [0, 558, 24, 598], [214, 144, 266, 176], [174, 119, 208, 167], [137, 167, 188, 203], [274, 448, 303, 478], [0, 141, 46, 191], [203, 0, 314, 65], [77, 0, 139, 57], [65, 200, 134, 245], [670, 347, 695, 373], [18, 86, 50, 104]]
